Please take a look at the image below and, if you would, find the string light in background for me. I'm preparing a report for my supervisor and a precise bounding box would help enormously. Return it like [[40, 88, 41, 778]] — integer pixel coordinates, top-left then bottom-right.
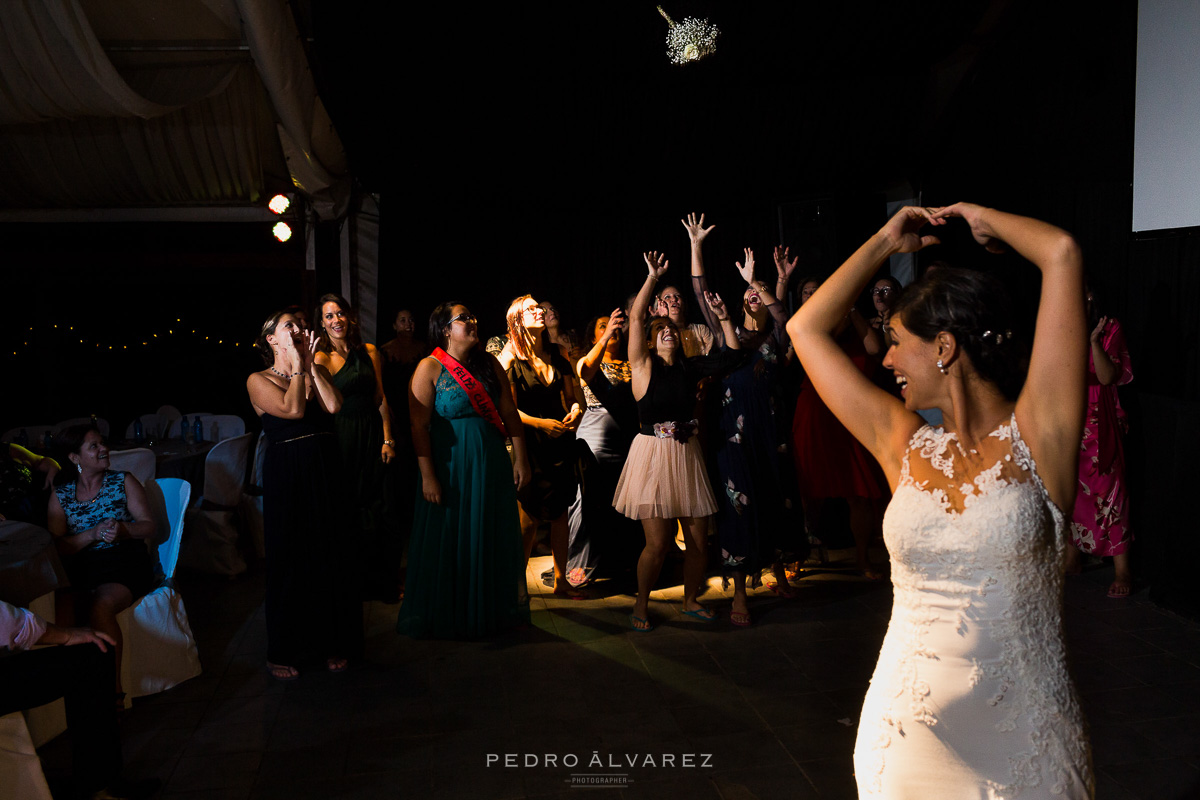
[[6, 318, 253, 362], [657, 5, 719, 65]]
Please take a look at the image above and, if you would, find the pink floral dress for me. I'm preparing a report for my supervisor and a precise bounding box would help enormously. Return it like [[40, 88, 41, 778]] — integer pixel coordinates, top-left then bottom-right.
[[1070, 318, 1133, 556]]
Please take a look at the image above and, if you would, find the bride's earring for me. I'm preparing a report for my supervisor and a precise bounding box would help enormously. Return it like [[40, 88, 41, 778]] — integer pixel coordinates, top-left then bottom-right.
[[936, 359, 948, 375]]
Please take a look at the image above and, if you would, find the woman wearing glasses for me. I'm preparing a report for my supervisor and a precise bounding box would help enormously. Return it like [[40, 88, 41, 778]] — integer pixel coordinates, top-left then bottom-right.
[[869, 276, 902, 331], [396, 303, 531, 638], [498, 296, 588, 598]]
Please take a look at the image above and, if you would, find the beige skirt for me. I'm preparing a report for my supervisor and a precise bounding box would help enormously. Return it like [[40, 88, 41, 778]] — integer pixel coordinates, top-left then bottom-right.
[[612, 433, 717, 520]]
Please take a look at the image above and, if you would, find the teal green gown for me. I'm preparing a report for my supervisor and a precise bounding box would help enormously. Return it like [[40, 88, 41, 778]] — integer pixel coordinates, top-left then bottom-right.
[[395, 364, 529, 638]]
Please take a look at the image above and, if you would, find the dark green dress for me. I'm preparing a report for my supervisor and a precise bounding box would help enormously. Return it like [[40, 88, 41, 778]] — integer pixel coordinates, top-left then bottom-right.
[[396, 364, 529, 638], [331, 347, 387, 598]]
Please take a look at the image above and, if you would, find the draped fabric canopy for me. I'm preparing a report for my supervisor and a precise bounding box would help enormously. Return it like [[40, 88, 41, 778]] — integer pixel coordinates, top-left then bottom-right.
[[0, 0, 350, 219]]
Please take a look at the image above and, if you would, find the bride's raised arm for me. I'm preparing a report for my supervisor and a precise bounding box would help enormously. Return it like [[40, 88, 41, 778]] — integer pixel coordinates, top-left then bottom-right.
[[932, 203, 1086, 509], [785, 207, 938, 478]]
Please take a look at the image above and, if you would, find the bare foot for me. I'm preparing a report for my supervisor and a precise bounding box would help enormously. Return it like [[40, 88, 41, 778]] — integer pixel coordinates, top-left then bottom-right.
[[553, 583, 586, 600], [327, 657, 348, 673], [267, 662, 299, 681], [1107, 580, 1132, 599]]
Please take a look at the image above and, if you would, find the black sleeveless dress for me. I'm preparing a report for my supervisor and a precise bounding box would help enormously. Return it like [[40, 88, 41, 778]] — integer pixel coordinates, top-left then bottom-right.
[[506, 351, 579, 521], [260, 404, 363, 665]]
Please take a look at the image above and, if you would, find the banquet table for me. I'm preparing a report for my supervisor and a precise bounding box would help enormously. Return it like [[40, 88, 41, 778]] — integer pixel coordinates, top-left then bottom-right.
[[0, 520, 68, 606]]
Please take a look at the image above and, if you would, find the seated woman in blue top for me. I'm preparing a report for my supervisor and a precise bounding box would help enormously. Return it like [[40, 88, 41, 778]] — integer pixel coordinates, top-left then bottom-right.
[[47, 423, 156, 699]]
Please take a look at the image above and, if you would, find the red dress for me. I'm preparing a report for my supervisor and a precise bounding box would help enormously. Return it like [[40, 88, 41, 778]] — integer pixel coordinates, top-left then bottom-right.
[[792, 332, 888, 499]]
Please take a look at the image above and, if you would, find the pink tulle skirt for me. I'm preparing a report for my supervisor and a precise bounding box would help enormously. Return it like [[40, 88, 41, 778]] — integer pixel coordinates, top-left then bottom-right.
[[612, 433, 717, 520]]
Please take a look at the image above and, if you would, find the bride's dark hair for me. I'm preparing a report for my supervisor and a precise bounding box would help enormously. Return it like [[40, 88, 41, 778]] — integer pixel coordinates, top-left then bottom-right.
[[891, 268, 1030, 401], [428, 302, 500, 400]]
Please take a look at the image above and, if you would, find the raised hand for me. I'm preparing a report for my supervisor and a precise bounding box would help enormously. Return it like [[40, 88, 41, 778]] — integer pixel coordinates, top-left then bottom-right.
[[879, 206, 943, 254], [735, 248, 755, 284], [1090, 316, 1108, 344], [704, 291, 730, 321], [300, 329, 319, 371], [774, 245, 798, 279], [644, 250, 669, 280], [604, 308, 627, 338], [680, 211, 716, 244]]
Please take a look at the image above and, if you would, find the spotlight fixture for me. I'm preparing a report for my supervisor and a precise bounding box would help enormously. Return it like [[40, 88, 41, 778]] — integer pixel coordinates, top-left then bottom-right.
[[272, 221, 293, 242], [268, 194, 291, 214], [657, 5, 719, 65]]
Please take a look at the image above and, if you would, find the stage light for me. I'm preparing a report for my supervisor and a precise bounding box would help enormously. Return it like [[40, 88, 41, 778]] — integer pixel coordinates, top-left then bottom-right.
[[269, 194, 291, 214], [272, 221, 293, 242]]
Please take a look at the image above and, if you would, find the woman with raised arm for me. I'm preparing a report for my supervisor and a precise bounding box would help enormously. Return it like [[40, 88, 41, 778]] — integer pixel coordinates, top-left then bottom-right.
[[684, 212, 800, 626], [786, 204, 1092, 798], [396, 303, 531, 638], [497, 296, 587, 598], [247, 310, 359, 681], [614, 251, 743, 631]]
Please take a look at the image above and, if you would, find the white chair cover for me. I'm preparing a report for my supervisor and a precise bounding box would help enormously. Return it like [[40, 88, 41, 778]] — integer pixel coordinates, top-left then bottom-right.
[[107, 448, 156, 485], [116, 478, 201, 701], [179, 433, 253, 576], [0, 712, 53, 800], [156, 405, 181, 422], [1, 425, 52, 446], [52, 417, 110, 437], [204, 414, 246, 442], [123, 413, 169, 441]]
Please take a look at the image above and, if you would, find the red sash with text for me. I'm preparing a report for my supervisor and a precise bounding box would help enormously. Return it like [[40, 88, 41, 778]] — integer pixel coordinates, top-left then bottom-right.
[[431, 348, 508, 437]]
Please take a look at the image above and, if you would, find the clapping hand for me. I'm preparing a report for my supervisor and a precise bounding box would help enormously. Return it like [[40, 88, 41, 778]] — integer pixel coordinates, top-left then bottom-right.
[[735, 248, 755, 284], [773, 245, 798, 280], [644, 250, 669, 280], [1090, 316, 1108, 344], [680, 211, 715, 244], [299, 329, 320, 372]]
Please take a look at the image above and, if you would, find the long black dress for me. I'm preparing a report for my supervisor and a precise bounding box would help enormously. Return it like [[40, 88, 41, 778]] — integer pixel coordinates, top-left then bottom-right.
[[261, 405, 362, 666]]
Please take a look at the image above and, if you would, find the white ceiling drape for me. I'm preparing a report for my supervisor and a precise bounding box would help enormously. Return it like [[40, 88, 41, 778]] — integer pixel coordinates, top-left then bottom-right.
[[0, 0, 350, 218]]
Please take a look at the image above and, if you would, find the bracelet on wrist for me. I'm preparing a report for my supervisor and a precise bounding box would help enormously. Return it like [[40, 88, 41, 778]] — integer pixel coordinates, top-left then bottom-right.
[[382, 439, 395, 447]]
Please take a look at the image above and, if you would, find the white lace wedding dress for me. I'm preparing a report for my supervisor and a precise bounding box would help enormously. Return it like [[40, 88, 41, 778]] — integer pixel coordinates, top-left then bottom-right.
[[855, 415, 1093, 799]]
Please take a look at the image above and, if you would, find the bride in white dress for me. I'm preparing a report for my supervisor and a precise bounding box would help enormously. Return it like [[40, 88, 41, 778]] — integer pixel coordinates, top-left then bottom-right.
[[786, 203, 1093, 799]]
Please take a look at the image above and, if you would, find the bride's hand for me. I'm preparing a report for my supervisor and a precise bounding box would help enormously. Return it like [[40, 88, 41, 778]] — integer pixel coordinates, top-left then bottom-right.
[[879, 206, 942, 254], [932, 202, 1008, 253]]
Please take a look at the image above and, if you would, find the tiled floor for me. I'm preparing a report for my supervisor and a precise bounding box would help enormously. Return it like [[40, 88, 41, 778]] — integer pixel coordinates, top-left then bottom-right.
[[37, 549, 1200, 799]]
